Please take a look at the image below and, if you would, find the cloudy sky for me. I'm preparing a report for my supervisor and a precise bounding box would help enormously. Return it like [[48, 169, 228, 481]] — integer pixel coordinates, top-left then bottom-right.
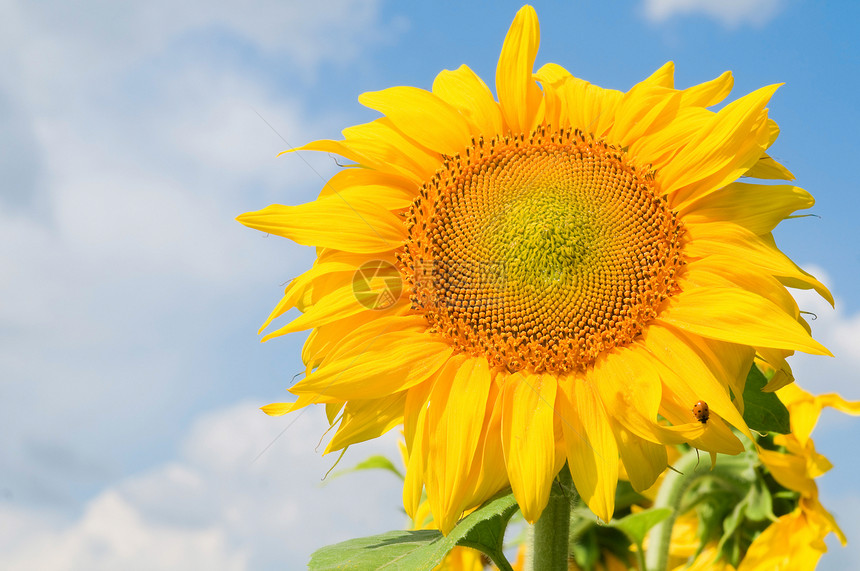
[[1, 0, 858, 568]]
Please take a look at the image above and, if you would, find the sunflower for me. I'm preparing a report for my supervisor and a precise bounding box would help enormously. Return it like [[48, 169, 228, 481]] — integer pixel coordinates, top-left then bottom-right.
[[238, 5, 832, 533]]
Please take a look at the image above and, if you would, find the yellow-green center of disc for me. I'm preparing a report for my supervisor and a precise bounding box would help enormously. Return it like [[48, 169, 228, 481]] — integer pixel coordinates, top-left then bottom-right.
[[400, 127, 685, 373]]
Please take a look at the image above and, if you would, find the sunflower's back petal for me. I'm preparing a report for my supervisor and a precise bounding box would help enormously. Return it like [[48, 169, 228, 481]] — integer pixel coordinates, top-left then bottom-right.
[[501, 372, 558, 523], [496, 5, 543, 134], [320, 165, 416, 196], [560, 79, 623, 137], [629, 106, 711, 172], [301, 311, 414, 370], [592, 348, 666, 442], [433, 65, 505, 137], [685, 256, 799, 316], [261, 283, 373, 340]]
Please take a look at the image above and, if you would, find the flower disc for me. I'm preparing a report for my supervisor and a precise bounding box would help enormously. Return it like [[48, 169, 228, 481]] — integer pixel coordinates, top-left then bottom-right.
[[401, 127, 684, 373]]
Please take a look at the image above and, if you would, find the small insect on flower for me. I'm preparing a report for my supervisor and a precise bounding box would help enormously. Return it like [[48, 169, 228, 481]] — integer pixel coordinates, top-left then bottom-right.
[[692, 400, 710, 424]]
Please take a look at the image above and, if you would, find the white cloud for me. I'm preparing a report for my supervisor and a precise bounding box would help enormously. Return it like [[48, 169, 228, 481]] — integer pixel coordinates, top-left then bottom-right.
[[789, 267, 860, 401], [0, 0, 394, 106], [642, 0, 785, 27], [0, 403, 405, 569], [0, 0, 392, 533]]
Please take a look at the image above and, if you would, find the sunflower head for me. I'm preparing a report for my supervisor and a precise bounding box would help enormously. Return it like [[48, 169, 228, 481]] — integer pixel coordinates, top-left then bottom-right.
[[239, 4, 832, 534]]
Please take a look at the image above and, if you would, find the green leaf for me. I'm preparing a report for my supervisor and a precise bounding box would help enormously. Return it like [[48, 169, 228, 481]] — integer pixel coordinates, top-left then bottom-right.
[[613, 480, 647, 512], [326, 455, 404, 483], [744, 478, 773, 522], [308, 489, 519, 571], [570, 526, 599, 571], [609, 508, 673, 545], [742, 366, 791, 434]]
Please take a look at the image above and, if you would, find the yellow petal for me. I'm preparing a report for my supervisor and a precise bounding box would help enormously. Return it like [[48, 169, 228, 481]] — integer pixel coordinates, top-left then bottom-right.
[[292, 138, 423, 184], [496, 5, 543, 134], [610, 85, 681, 147], [640, 61, 675, 89], [260, 283, 370, 340], [591, 347, 667, 444], [642, 323, 752, 438], [260, 394, 319, 416], [660, 84, 779, 202], [685, 221, 833, 305], [402, 380, 432, 520], [663, 288, 830, 358], [557, 376, 618, 522], [432, 64, 505, 136], [301, 310, 404, 369], [236, 197, 406, 253], [744, 153, 795, 180], [613, 422, 668, 492], [679, 70, 733, 108], [738, 510, 827, 570], [501, 372, 558, 523], [683, 182, 814, 235], [659, 384, 744, 455], [683, 259, 798, 323], [340, 118, 441, 181], [534, 64, 624, 137], [318, 160, 418, 210], [358, 87, 472, 156], [461, 379, 511, 510], [260, 258, 366, 334], [292, 331, 452, 400], [325, 392, 406, 453], [319, 165, 416, 196], [426, 356, 492, 533]]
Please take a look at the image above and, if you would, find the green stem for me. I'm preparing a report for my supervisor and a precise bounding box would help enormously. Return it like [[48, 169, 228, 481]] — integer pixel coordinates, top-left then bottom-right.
[[530, 466, 574, 571], [482, 548, 515, 571], [634, 541, 648, 571], [644, 450, 752, 571]]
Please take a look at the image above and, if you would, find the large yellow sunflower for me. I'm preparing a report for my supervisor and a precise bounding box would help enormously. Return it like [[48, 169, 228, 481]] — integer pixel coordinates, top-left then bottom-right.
[[238, 5, 832, 534]]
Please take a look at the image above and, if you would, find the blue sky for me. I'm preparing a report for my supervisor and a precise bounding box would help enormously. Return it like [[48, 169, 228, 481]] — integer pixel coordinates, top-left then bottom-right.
[[1, 0, 859, 568]]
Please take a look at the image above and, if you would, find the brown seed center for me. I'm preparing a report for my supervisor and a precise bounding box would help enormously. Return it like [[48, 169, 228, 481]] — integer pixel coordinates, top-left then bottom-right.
[[399, 127, 685, 373]]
